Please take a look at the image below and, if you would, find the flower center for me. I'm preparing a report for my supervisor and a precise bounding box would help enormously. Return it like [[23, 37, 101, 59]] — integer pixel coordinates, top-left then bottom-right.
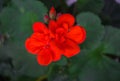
[[44, 44, 50, 49], [55, 27, 66, 43]]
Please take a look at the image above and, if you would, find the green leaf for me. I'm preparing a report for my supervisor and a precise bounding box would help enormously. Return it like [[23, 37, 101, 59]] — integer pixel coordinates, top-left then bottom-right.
[[0, 0, 48, 77], [69, 45, 120, 81], [76, 0, 104, 14], [103, 26, 120, 56], [78, 56, 120, 81], [68, 50, 90, 78], [0, 8, 38, 44], [76, 12, 105, 50], [0, 43, 48, 77], [0, 0, 47, 41], [15, 12, 39, 42], [12, 0, 47, 22], [0, 7, 21, 33]]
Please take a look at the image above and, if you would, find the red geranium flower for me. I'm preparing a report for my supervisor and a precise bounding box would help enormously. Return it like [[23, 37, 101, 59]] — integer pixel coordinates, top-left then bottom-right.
[[25, 7, 86, 66], [49, 14, 86, 58]]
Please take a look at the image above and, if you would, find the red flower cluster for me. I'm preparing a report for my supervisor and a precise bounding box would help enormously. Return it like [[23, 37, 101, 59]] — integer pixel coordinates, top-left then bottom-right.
[[25, 7, 86, 66]]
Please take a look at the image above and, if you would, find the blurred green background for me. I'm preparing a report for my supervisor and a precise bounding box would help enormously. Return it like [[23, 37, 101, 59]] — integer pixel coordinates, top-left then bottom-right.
[[0, 0, 120, 81]]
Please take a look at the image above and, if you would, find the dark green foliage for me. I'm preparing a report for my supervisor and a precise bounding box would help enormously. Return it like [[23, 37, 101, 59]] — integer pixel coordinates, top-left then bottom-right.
[[0, 0, 120, 81]]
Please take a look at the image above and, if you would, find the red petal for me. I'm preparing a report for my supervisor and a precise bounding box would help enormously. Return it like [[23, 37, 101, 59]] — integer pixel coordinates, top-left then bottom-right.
[[64, 39, 80, 58], [25, 33, 46, 54], [66, 26, 86, 44], [25, 38, 42, 54], [57, 39, 80, 58], [50, 41, 62, 61], [57, 14, 75, 27], [31, 32, 49, 43], [37, 48, 53, 66], [49, 20, 57, 33], [33, 22, 48, 34]]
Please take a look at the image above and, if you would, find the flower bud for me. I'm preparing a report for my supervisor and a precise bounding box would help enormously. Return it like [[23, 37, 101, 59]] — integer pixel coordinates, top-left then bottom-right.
[[44, 15, 49, 23], [49, 7, 56, 19]]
